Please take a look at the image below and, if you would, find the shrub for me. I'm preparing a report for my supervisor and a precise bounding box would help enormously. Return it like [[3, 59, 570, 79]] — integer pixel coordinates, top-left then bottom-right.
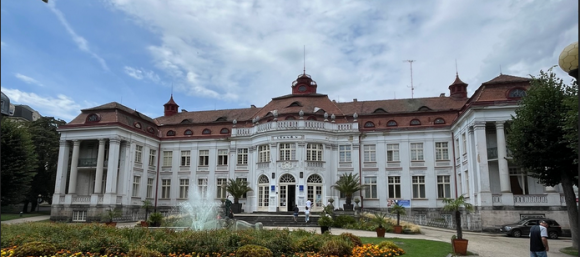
[[333, 215, 356, 228], [127, 247, 163, 257], [291, 235, 323, 253], [235, 244, 273, 257], [340, 232, 362, 247], [352, 243, 405, 257], [318, 237, 353, 257], [13, 241, 57, 257], [377, 240, 400, 250]]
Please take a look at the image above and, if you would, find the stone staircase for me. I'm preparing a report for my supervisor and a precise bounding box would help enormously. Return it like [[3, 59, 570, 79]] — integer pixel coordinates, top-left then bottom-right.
[[234, 212, 320, 227]]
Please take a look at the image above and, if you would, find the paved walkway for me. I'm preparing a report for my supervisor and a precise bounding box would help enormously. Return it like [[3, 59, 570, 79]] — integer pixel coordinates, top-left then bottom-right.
[[2, 216, 575, 257]]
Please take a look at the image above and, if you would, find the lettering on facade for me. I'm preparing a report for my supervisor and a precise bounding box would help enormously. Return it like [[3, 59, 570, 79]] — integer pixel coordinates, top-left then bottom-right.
[[272, 135, 303, 140]]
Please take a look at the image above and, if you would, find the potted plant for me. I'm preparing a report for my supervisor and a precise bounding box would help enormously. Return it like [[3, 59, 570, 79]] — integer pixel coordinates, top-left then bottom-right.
[[317, 215, 333, 234], [331, 173, 367, 211], [141, 200, 153, 226], [390, 202, 406, 234], [148, 212, 164, 227], [226, 178, 253, 213], [371, 212, 388, 237], [101, 207, 122, 226], [443, 195, 474, 255]]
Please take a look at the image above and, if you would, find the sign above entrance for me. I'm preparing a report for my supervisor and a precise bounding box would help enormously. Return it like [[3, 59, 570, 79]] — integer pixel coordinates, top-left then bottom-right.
[[272, 135, 304, 140]]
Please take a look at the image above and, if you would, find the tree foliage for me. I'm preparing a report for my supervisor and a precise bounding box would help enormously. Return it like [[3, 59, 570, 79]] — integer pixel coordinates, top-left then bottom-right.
[[1, 118, 38, 205], [506, 68, 578, 249], [225, 178, 253, 204], [442, 195, 473, 240], [331, 173, 367, 205]]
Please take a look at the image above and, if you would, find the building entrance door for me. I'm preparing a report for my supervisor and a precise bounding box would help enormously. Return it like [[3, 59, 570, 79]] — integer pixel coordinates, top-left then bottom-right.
[[278, 174, 297, 212]]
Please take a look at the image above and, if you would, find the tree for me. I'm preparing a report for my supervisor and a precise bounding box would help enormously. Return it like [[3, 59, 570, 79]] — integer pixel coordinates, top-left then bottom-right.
[[442, 195, 473, 240], [22, 117, 66, 213], [225, 178, 253, 204], [331, 173, 367, 206], [1, 119, 37, 205], [506, 68, 579, 249]]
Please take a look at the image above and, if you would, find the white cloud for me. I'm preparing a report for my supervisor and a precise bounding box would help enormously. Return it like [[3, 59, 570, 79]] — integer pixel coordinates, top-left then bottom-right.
[[123, 66, 161, 83], [104, 1, 577, 107], [47, 1, 109, 71], [15, 73, 44, 87], [2, 88, 83, 122]]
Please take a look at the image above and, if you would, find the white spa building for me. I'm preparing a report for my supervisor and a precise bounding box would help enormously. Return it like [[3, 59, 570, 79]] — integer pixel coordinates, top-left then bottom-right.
[[50, 72, 573, 230]]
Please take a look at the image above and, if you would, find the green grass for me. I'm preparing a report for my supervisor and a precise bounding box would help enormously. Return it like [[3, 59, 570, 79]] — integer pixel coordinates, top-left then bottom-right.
[[0, 212, 48, 221], [560, 246, 579, 256], [361, 237, 453, 257]]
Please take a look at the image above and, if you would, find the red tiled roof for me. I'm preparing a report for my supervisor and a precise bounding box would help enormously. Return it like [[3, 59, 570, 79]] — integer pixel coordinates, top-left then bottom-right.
[[164, 95, 178, 106], [336, 97, 466, 116], [155, 107, 260, 126], [482, 74, 530, 85], [451, 74, 467, 85]]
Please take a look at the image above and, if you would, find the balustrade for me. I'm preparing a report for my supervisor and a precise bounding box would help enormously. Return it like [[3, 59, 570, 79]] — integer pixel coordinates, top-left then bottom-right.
[[513, 194, 547, 204], [231, 120, 357, 137]]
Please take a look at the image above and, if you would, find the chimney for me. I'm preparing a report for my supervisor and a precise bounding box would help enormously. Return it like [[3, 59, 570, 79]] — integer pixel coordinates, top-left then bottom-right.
[[440, 93, 445, 97], [353, 98, 358, 102], [251, 105, 256, 108]]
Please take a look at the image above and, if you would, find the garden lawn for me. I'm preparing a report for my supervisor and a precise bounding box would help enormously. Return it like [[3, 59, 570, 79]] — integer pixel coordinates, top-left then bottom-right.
[[0, 212, 47, 221], [361, 237, 452, 257]]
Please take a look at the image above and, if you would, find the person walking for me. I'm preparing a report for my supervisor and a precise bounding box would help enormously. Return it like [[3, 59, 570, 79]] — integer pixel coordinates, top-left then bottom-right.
[[304, 206, 310, 223], [292, 205, 299, 222], [529, 220, 549, 257], [306, 199, 312, 210]]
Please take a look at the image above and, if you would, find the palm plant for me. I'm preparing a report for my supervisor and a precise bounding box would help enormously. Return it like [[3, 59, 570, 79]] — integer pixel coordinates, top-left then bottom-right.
[[390, 202, 406, 226], [442, 195, 474, 240], [225, 178, 253, 204], [331, 173, 367, 206], [142, 200, 152, 221]]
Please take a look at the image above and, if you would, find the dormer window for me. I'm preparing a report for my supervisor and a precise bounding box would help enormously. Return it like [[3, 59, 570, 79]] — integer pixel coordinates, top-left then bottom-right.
[[288, 101, 302, 107], [133, 122, 142, 129], [364, 121, 375, 128], [418, 106, 431, 111], [147, 127, 155, 134], [216, 117, 227, 122], [166, 130, 176, 136], [86, 113, 100, 123], [387, 120, 397, 127], [202, 129, 211, 134], [373, 108, 387, 114], [410, 119, 421, 126], [220, 128, 230, 134], [434, 118, 445, 124], [181, 119, 192, 124], [184, 129, 193, 135], [508, 88, 527, 98]]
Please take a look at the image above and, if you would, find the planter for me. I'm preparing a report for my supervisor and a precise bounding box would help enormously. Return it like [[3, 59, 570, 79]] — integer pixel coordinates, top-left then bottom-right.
[[343, 203, 354, 211], [375, 227, 386, 237], [393, 225, 403, 234], [105, 222, 117, 227], [231, 203, 243, 213], [452, 239, 469, 255], [320, 226, 330, 234], [140, 221, 149, 227]]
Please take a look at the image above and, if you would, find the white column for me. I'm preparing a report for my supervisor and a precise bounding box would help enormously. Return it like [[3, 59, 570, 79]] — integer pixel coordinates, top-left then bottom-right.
[[474, 122, 492, 206], [54, 140, 70, 196], [68, 140, 81, 194], [94, 139, 106, 194], [496, 122, 511, 193], [105, 138, 121, 194]]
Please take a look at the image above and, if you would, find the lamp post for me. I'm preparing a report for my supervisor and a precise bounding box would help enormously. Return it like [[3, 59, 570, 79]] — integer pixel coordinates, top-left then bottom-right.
[[37, 194, 42, 212]]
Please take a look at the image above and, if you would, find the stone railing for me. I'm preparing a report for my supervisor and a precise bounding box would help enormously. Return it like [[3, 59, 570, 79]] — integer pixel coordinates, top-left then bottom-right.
[[231, 120, 359, 137], [492, 194, 502, 204], [78, 158, 108, 167], [514, 194, 547, 204], [72, 195, 91, 203]]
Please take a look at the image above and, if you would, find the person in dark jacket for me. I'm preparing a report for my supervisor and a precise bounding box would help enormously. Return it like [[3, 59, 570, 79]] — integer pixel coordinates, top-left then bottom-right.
[[292, 205, 299, 222], [529, 220, 549, 257]]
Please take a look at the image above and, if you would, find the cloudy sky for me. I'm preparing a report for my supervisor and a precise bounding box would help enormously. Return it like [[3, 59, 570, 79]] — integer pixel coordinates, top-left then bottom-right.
[[1, 0, 577, 122]]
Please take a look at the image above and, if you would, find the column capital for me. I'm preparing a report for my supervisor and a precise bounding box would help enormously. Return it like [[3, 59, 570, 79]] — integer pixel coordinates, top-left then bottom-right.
[[109, 138, 121, 144], [59, 139, 68, 146], [473, 121, 486, 130], [98, 138, 107, 143], [495, 121, 505, 129], [72, 140, 81, 146], [468, 126, 474, 133]]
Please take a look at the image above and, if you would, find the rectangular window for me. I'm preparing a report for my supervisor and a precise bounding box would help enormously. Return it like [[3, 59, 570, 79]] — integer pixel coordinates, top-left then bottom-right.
[[388, 176, 401, 198], [135, 145, 143, 163], [363, 145, 376, 162], [339, 145, 351, 162], [217, 149, 228, 165], [216, 178, 227, 199], [364, 177, 377, 199], [146, 178, 154, 198], [462, 133, 467, 154], [72, 211, 87, 221], [412, 176, 426, 198], [306, 143, 323, 161], [161, 179, 171, 199], [279, 143, 296, 161], [410, 143, 424, 161], [465, 170, 470, 195], [435, 142, 449, 160], [199, 150, 209, 166], [237, 148, 248, 165], [437, 175, 451, 198], [163, 151, 172, 167], [237, 178, 248, 198], [132, 176, 140, 197], [455, 139, 460, 158], [387, 144, 400, 162], [179, 179, 189, 199], [181, 150, 191, 166], [198, 178, 208, 198], [149, 149, 157, 166], [258, 145, 270, 162]]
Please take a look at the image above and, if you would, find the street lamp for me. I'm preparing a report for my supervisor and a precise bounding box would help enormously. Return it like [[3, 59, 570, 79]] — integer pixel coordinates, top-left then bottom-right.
[[37, 194, 42, 212], [559, 42, 578, 79]]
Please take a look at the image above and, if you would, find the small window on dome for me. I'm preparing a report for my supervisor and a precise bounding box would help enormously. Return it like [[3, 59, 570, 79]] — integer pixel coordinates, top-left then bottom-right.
[[220, 128, 230, 134], [86, 113, 100, 123], [184, 129, 193, 135], [166, 130, 176, 136], [373, 108, 387, 114], [285, 116, 296, 120], [202, 129, 211, 134], [434, 118, 445, 124], [288, 101, 302, 107], [387, 120, 397, 127], [410, 119, 421, 126], [364, 121, 375, 128], [508, 88, 526, 98]]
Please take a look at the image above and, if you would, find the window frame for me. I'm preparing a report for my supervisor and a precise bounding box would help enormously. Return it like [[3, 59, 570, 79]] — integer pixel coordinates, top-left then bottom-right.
[[161, 179, 171, 199], [387, 144, 400, 162], [410, 143, 424, 161], [149, 149, 157, 167], [237, 148, 248, 165], [146, 178, 154, 198], [435, 142, 449, 160], [132, 176, 140, 197], [363, 145, 376, 162], [216, 178, 227, 199], [162, 151, 172, 167], [279, 143, 296, 161], [437, 175, 451, 199], [339, 145, 351, 162], [412, 176, 426, 199], [181, 150, 191, 166], [199, 150, 209, 166], [179, 179, 189, 199], [364, 176, 378, 199], [258, 145, 270, 163], [306, 143, 323, 161], [388, 176, 401, 198], [135, 145, 143, 163], [217, 149, 228, 165]]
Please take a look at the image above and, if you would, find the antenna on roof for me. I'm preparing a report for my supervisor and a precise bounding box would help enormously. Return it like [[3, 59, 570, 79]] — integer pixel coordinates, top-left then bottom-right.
[[303, 45, 306, 74], [404, 60, 415, 99]]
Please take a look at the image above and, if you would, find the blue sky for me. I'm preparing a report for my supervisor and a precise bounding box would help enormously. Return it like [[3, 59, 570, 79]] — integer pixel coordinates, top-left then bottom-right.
[[1, 0, 577, 122]]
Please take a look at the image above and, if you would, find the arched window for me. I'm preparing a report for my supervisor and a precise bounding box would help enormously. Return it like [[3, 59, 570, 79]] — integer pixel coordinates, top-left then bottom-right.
[[220, 128, 230, 134], [288, 101, 302, 107], [373, 108, 387, 114], [410, 119, 421, 125], [86, 113, 100, 123], [184, 129, 193, 135], [181, 119, 192, 124], [364, 121, 375, 128], [387, 120, 397, 127], [307, 174, 323, 183], [418, 106, 431, 111], [508, 88, 527, 98], [216, 117, 227, 122], [434, 118, 445, 124], [202, 129, 211, 134], [133, 122, 142, 129], [279, 174, 296, 183], [166, 130, 176, 136], [285, 116, 296, 120], [258, 175, 269, 184]]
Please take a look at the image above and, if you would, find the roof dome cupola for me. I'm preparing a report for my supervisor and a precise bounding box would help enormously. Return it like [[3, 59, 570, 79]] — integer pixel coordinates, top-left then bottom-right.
[[163, 94, 179, 117], [448, 74, 468, 99], [292, 73, 317, 95]]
